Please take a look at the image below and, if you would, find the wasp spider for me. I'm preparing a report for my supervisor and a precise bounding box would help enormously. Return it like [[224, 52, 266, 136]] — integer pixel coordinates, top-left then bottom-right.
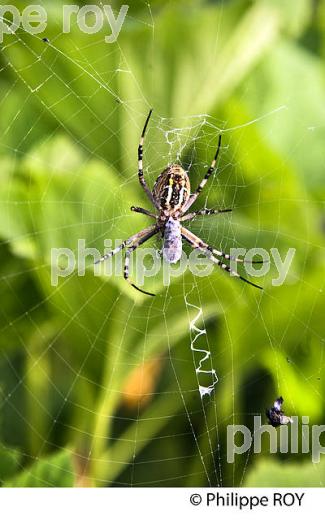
[[96, 110, 263, 296]]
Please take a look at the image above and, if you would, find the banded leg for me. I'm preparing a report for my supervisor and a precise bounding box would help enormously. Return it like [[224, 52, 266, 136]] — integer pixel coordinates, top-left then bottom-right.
[[138, 109, 160, 210], [181, 226, 263, 264], [131, 206, 157, 219], [123, 227, 158, 296], [181, 208, 232, 222], [183, 134, 222, 212], [95, 225, 157, 264], [181, 227, 263, 289]]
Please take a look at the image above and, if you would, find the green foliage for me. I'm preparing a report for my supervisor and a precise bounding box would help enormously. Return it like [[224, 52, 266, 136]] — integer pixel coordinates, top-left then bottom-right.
[[245, 458, 325, 487], [0, 444, 21, 482], [0, 0, 324, 487], [4, 450, 75, 487]]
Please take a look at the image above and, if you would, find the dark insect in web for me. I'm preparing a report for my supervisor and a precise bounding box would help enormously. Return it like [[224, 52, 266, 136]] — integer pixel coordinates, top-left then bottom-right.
[[266, 396, 293, 427]]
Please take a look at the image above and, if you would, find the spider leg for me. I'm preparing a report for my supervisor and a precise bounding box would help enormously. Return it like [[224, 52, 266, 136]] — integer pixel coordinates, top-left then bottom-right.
[[181, 226, 263, 289], [183, 134, 222, 213], [131, 206, 157, 219], [181, 226, 264, 264], [95, 225, 157, 264], [180, 208, 232, 222], [123, 228, 159, 296], [138, 109, 160, 210]]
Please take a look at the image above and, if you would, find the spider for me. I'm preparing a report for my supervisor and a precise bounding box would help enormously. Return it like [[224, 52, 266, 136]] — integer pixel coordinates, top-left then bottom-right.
[[96, 110, 263, 296]]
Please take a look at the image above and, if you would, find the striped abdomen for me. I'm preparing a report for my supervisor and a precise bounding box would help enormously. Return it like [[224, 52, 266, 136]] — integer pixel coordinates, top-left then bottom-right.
[[153, 165, 190, 213]]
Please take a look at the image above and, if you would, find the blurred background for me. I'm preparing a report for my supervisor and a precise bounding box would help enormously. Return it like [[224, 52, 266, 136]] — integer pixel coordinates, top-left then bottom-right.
[[0, 0, 325, 486]]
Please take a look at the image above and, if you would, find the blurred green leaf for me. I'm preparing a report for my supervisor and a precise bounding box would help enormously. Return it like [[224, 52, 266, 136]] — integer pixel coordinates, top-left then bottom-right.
[[244, 457, 325, 487], [0, 444, 21, 483], [4, 450, 75, 487]]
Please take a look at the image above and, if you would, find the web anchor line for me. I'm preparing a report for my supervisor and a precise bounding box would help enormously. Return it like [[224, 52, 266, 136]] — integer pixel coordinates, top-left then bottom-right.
[[184, 293, 218, 398]]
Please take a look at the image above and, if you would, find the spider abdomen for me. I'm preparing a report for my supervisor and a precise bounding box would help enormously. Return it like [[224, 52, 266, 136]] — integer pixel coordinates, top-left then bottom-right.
[[163, 217, 182, 264], [153, 165, 190, 213]]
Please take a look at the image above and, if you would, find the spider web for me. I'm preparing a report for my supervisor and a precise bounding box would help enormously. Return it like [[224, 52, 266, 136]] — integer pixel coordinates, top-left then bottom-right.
[[0, 0, 325, 489]]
